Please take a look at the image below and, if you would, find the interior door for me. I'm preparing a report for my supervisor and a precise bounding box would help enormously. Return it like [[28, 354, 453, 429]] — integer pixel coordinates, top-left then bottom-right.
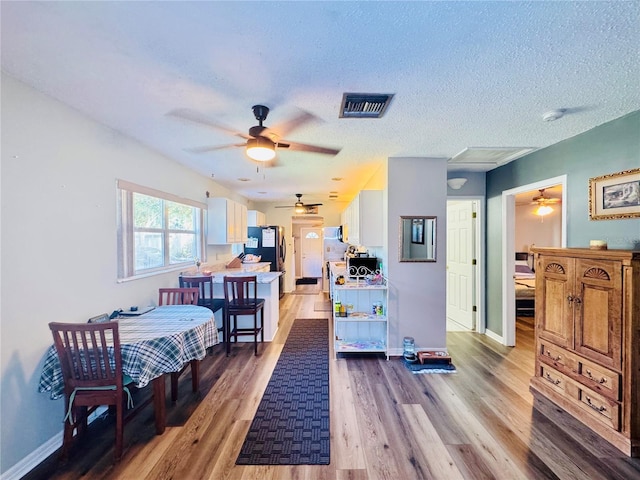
[[446, 201, 475, 329], [300, 227, 323, 278]]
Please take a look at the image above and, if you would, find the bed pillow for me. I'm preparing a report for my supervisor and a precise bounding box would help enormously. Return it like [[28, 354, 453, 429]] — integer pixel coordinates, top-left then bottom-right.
[[515, 264, 534, 274]]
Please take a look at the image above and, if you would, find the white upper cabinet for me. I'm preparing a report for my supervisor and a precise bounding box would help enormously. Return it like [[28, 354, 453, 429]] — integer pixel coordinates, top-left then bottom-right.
[[247, 209, 266, 227], [207, 198, 248, 244], [342, 190, 383, 247]]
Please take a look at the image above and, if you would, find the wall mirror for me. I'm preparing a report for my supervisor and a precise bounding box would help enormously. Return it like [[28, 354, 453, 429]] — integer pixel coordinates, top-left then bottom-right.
[[399, 216, 436, 262]]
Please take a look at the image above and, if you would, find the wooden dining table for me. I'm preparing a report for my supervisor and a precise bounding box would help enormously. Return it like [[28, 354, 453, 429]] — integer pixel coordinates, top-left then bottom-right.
[[38, 305, 218, 434]]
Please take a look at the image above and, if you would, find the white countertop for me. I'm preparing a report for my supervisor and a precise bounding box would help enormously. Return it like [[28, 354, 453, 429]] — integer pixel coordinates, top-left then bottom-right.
[[210, 270, 282, 284]]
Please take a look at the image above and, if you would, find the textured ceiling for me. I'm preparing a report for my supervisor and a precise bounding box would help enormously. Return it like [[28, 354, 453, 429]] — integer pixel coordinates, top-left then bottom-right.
[[2, 1, 638, 204]]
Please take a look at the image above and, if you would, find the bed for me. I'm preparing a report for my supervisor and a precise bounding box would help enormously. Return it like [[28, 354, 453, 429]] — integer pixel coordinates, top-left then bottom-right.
[[515, 252, 536, 316]]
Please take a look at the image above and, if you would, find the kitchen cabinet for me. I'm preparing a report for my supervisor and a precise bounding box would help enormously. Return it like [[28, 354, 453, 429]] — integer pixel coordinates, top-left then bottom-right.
[[341, 190, 383, 247], [333, 279, 388, 359], [207, 198, 247, 244], [530, 247, 640, 457], [247, 209, 266, 227]]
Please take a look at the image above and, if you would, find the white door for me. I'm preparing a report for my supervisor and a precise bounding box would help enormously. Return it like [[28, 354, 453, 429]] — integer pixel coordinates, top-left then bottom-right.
[[300, 227, 323, 278], [447, 201, 475, 329]]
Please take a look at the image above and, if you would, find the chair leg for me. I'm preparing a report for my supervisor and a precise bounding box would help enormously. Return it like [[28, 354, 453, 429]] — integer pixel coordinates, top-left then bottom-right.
[[114, 401, 123, 461], [254, 312, 258, 356], [225, 311, 231, 357]]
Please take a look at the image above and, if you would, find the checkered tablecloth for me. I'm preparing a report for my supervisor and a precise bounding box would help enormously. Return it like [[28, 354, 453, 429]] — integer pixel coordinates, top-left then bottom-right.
[[39, 305, 218, 400]]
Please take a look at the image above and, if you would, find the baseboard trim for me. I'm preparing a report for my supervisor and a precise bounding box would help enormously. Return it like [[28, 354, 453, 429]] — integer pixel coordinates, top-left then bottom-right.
[[0, 432, 61, 480], [484, 328, 504, 345], [1, 406, 107, 480]]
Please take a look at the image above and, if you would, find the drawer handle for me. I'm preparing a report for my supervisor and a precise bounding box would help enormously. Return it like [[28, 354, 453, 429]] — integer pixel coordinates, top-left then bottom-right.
[[585, 369, 608, 385], [545, 372, 561, 385], [545, 350, 562, 362], [586, 396, 607, 413]]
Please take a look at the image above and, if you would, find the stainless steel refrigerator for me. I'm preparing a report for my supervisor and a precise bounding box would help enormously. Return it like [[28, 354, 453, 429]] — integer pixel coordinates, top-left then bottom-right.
[[245, 226, 286, 298]]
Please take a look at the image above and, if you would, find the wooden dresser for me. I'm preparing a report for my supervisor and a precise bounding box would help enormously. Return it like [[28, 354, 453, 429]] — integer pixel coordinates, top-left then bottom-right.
[[529, 247, 640, 456]]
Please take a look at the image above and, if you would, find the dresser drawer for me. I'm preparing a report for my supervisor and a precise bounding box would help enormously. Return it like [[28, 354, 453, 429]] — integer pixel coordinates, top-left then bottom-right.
[[540, 342, 621, 401], [574, 357, 620, 401], [565, 379, 620, 431], [539, 364, 567, 395], [540, 342, 574, 370]]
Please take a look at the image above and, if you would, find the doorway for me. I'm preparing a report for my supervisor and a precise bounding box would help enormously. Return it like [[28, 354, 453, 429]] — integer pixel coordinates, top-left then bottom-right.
[[291, 216, 325, 282], [446, 198, 484, 333], [501, 175, 567, 346], [300, 227, 323, 278]]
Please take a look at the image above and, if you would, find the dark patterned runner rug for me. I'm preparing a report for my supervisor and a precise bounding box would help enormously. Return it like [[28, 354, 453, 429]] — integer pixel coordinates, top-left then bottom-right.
[[236, 318, 330, 465]]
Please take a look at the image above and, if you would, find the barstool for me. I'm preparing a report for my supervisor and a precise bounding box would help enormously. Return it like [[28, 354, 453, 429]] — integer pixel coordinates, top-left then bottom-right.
[[223, 275, 265, 356]]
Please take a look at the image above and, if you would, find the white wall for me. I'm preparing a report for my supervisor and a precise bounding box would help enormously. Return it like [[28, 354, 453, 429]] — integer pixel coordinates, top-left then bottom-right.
[[0, 74, 241, 473], [386, 157, 447, 353], [515, 203, 562, 251]]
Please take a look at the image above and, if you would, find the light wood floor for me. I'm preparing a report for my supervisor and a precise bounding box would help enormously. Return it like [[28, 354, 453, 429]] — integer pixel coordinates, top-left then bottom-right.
[[26, 291, 640, 480]]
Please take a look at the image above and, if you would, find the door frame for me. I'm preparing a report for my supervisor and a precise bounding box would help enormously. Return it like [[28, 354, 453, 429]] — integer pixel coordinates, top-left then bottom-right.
[[299, 226, 323, 278], [501, 175, 567, 346], [446, 196, 485, 334]]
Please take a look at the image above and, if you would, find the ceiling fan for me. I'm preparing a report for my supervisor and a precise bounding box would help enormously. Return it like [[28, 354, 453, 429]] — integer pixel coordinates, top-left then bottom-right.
[[167, 105, 341, 163], [531, 189, 560, 216], [275, 194, 323, 214]]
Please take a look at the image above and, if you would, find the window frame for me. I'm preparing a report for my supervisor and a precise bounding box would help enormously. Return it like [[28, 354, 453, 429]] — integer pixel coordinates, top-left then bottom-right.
[[116, 180, 206, 282]]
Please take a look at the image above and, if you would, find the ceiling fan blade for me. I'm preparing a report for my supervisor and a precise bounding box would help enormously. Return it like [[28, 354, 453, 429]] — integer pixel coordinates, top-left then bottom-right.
[[305, 203, 323, 207], [184, 143, 245, 154], [167, 109, 250, 140], [283, 141, 341, 156], [267, 110, 319, 138], [274, 205, 294, 208]]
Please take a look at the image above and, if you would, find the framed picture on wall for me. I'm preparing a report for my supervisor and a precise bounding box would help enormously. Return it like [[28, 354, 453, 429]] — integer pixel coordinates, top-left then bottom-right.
[[411, 218, 424, 244], [589, 168, 640, 220]]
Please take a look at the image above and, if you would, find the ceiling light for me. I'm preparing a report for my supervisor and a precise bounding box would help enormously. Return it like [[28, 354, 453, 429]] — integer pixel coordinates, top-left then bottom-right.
[[535, 205, 554, 216], [246, 137, 275, 161], [447, 178, 468, 190], [294, 202, 305, 214], [542, 109, 566, 122]]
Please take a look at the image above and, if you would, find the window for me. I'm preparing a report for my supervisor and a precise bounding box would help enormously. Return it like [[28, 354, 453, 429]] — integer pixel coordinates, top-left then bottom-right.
[[117, 180, 206, 280]]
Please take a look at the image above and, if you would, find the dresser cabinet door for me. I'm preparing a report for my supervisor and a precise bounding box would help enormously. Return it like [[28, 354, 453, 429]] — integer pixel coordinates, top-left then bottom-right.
[[573, 258, 622, 370], [536, 255, 575, 349]]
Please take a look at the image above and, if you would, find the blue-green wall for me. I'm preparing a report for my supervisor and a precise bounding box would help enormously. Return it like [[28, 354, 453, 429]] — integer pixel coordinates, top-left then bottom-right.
[[485, 111, 640, 335]]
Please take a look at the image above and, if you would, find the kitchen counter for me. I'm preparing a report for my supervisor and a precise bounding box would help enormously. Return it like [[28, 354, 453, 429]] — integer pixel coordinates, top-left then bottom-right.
[[209, 270, 281, 284]]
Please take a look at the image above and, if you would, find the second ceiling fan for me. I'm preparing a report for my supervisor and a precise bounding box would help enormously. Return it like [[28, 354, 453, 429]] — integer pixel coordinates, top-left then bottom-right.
[[276, 194, 323, 214], [168, 105, 341, 163]]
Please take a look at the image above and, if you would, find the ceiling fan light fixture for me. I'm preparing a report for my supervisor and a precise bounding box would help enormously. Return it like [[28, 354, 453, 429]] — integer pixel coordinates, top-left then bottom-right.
[[246, 137, 275, 161], [294, 204, 305, 214], [534, 205, 553, 216]]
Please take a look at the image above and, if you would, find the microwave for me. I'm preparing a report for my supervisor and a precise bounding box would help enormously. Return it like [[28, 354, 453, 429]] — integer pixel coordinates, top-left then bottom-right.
[[347, 257, 378, 278]]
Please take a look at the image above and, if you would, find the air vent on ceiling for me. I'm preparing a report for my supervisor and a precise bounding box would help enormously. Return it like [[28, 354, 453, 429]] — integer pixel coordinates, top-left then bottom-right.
[[449, 147, 537, 168], [340, 93, 394, 118]]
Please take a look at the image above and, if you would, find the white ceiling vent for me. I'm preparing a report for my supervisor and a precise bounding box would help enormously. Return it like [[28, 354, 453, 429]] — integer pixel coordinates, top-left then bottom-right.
[[449, 147, 537, 170], [340, 93, 394, 118]]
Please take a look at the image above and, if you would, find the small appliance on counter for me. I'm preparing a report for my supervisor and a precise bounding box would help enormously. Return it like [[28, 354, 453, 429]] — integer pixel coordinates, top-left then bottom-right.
[[347, 256, 378, 279]]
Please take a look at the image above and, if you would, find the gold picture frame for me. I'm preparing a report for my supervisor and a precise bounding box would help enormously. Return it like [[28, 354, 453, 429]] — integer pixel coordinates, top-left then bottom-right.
[[589, 168, 640, 220]]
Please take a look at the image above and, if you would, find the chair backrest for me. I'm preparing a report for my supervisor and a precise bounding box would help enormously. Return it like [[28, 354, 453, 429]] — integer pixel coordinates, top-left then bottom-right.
[[49, 322, 123, 392], [223, 275, 258, 305], [179, 275, 214, 302], [158, 287, 199, 306]]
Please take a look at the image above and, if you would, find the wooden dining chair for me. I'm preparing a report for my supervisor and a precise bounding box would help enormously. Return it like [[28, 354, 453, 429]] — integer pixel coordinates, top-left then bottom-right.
[[49, 321, 133, 461], [179, 274, 225, 338], [157, 286, 201, 401], [223, 275, 265, 356], [158, 287, 199, 307]]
